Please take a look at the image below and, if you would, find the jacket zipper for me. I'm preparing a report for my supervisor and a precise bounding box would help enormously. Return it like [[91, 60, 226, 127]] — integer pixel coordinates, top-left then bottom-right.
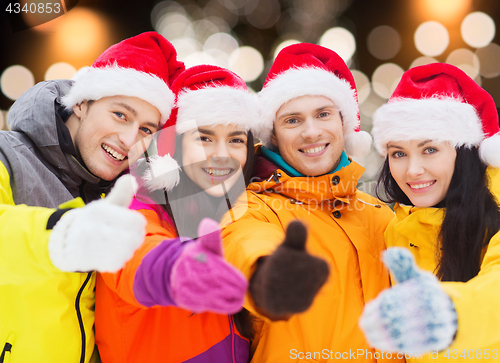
[[229, 315, 236, 363], [76, 272, 92, 363], [0, 342, 12, 363]]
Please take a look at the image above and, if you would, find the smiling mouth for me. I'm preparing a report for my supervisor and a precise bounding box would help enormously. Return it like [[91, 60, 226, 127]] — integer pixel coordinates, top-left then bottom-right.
[[202, 168, 234, 177], [299, 144, 329, 154], [408, 181, 436, 190], [102, 144, 127, 161]]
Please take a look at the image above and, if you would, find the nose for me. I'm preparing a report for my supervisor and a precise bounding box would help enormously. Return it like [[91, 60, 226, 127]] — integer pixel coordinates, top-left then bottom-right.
[[118, 124, 140, 152], [301, 117, 323, 140], [406, 156, 425, 178], [209, 141, 231, 163]]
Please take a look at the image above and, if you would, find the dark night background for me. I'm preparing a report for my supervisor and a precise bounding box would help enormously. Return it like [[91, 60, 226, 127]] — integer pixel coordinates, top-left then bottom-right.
[[1, 0, 500, 107]]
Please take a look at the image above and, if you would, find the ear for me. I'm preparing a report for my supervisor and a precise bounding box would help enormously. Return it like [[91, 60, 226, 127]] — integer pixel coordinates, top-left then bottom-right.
[[72, 101, 86, 118], [271, 129, 278, 147]]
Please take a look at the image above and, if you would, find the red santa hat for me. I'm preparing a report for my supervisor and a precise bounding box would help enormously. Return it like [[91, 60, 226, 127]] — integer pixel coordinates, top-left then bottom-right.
[[372, 63, 500, 167], [257, 43, 372, 158], [143, 64, 259, 191], [62, 31, 185, 127]]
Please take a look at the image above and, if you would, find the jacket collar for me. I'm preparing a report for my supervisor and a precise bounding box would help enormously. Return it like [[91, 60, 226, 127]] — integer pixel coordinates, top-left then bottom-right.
[[395, 204, 444, 223], [249, 146, 365, 204]]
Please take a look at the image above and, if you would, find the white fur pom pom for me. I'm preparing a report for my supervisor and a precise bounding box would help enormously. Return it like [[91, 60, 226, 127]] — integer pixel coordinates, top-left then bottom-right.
[[143, 154, 180, 191], [479, 133, 500, 168], [344, 130, 373, 158]]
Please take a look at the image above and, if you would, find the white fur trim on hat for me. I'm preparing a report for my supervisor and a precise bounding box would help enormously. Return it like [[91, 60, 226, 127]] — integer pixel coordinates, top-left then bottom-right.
[[258, 67, 360, 148], [143, 153, 180, 191], [62, 66, 175, 127], [372, 98, 484, 156], [175, 86, 260, 134], [479, 133, 500, 168]]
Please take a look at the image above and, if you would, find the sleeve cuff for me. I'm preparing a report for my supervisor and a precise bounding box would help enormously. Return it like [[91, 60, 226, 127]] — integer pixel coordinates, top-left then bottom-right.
[[46, 208, 72, 230]]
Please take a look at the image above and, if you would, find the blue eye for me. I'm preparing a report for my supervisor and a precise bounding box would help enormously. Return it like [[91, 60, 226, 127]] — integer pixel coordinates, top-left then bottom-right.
[[391, 151, 405, 158], [424, 147, 437, 154], [140, 127, 153, 135], [318, 112, 329, 118], [114, 112, 125, 119], [286, 118, 299, 124]]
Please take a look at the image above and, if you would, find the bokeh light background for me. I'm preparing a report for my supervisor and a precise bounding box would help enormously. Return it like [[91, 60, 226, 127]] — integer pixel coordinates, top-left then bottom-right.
[[1, 0, 500, 194]]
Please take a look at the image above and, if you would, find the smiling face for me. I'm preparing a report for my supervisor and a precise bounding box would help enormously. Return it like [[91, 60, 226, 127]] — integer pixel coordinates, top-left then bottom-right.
[[387, 139, 457, 207], [68, 96, 160, 181], [181, 123, 248, 197], [272, 95, 344, 176]]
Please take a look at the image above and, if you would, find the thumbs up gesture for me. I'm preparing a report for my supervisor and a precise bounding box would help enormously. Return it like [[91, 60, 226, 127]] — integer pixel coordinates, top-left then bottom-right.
[[359, 247, 457, 354], [249, 220, 329, 320], [170, 218, 248, 314], [48, 175, 146, 273]]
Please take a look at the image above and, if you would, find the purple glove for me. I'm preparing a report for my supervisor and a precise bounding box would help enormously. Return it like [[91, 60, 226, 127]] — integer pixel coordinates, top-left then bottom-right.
[[170, 218, 248, 314]]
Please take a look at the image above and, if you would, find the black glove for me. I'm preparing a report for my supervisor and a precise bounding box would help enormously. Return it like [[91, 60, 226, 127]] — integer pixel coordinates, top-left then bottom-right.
[[249, 220, 329, 320]]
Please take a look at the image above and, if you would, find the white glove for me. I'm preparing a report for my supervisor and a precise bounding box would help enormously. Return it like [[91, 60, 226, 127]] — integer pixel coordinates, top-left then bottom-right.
[[48, 175, 146, 272]]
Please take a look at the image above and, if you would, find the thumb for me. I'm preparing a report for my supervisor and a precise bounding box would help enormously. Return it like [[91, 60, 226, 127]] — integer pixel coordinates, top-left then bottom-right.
[[383, 247, 421, 283], [197, 218, 223, 256], [104, 174, 138, 207], [282, 220, 307, 251]]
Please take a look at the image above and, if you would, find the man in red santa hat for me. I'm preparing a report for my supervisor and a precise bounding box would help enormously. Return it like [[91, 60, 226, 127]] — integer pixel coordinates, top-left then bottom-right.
[[221, 43, 403, 362], [0, 32, 184, 363]]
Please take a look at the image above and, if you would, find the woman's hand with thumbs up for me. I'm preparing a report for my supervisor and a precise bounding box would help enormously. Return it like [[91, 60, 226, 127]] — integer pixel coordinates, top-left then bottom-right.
[[359, 247, 458, 354]]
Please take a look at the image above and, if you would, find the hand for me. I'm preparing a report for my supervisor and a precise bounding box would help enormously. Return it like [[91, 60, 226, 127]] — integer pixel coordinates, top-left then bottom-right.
[[359, 247, 457, 354], [170, 218, 248, 314], [249, 220, 329, 320], [48, 175, 146, 273]]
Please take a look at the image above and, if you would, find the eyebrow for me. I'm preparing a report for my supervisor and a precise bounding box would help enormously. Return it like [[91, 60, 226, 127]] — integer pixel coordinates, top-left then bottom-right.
[[196, 128, 215, 136], [111, 102, 137, 117], [387, 139, 433, 149], [196, 128, 247, 137], [277, 105, 337, 119], [144, 121, 160, 130], [315, 105, 337, 112], [277, 111, 301, 119], [418, 139, 433, 147]]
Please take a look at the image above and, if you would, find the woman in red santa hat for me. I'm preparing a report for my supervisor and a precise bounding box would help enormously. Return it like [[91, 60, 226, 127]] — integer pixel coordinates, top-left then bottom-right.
[[360, 63, 500, 362], [95, 64, 260, 363]]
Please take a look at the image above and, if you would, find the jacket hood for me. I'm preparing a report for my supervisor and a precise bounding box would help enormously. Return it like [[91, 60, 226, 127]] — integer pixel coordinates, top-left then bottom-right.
[[8, 80, 103, 191]]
